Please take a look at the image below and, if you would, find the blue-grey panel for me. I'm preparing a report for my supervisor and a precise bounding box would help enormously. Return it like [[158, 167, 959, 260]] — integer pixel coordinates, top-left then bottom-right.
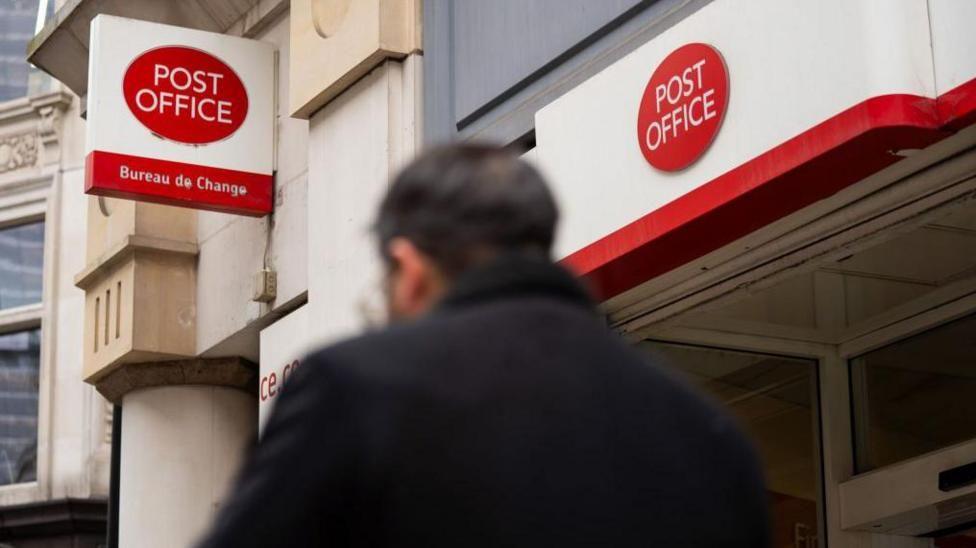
[[451, 0, 644, 127], [424, 0, 714, 146], [0, 221, 44, 311]]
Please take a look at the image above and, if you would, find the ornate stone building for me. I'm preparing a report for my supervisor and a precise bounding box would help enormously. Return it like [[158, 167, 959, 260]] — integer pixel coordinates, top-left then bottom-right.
[[20, 1, 976, 547], [0, 1, 108, 546]]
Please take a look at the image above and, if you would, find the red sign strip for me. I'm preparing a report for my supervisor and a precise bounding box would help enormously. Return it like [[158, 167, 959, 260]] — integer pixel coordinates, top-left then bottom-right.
[[85, 150, 273, 216], [562, 76, 976, 301]]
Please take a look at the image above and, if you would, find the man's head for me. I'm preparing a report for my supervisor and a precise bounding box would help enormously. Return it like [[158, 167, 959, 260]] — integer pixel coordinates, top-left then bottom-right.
[[375, 144, 559, 321]]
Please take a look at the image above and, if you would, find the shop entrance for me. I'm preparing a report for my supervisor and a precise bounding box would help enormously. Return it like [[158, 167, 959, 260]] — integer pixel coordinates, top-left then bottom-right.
[[640, 342, 822, 548], [610, 144, 976, 547]]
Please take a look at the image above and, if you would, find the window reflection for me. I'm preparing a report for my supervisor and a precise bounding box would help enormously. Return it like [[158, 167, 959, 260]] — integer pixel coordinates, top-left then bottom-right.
[[0, 221, 44, 311], [0, 328, 39, 485], [0, 0, 46, 101], [851, 312, 976, 473]]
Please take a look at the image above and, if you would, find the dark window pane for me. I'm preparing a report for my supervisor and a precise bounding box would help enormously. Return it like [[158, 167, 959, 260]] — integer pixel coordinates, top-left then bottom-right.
[[851, 313, 976, 473], [0, 221, 44, 310], [0, 327, 38, 485], [641, 342, 821, 548], [0, 0, 40, 102]]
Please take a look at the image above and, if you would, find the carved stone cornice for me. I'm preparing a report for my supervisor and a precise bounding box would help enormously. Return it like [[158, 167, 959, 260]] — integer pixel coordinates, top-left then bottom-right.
[[0, 90, 74, 174], [0, 132, 38, 173], [0, 90, 72, 126], [95, 357, 258, 404]]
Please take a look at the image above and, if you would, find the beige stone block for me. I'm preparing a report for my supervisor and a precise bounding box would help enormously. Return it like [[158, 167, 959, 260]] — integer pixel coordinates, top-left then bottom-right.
[[78, 246, 198, 383], [290, 0, 422, 118], [79, 195, 199, 382], [85, 197, 196, 265], [84, 197, 135, 266]]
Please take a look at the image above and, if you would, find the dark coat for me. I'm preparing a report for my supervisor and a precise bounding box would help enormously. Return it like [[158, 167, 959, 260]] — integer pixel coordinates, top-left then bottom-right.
[[198, 256, 769, 547]]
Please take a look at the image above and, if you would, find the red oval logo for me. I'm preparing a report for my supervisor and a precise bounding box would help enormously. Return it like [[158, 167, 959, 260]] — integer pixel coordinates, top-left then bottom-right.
[[123, 46, 248, 145], [637, 43, 728, 172]]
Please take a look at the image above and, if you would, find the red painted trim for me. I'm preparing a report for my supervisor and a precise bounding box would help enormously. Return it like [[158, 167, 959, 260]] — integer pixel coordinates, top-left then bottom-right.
[[939, 78, 976, 131], [85, 150, 273, 217], [562, 77, 976, 301]]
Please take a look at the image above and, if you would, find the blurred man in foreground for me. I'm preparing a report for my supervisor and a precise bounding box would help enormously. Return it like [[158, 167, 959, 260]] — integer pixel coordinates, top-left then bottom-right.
[[197, 144, 769, 547]]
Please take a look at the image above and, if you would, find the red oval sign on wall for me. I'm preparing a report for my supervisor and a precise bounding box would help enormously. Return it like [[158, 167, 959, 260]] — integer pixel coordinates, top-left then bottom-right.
[[122, 46, 248, 145], [637, 43, 728, 172]]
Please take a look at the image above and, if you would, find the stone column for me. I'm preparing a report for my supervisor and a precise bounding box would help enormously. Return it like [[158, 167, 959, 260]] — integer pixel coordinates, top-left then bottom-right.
[[76, 198, 258, 548], [118, 385, 254, 548], [90, 356, 257, 548]]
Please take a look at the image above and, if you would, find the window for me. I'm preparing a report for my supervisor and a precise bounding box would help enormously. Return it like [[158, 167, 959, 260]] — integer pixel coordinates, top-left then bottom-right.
[[0, 327, 38, 484], [851, 312, 976, 473], [0, 0, 54, 102], [0, 219, 44, 487], [641, 342, 822, 548], [0, 220, 44, 310]]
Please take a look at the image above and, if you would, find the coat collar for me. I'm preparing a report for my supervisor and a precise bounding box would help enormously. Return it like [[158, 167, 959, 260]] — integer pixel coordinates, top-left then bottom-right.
[[436, 253, 596, 312]]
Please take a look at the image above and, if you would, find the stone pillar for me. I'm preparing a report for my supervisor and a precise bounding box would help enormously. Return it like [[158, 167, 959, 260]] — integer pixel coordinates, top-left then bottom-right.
[[118, 384, 254, 548], [95, 358, 257, 548], [76, 196, 259, 547]]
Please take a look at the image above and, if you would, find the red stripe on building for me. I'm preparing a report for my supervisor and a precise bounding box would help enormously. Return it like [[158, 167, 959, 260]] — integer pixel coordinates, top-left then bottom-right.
[[561, 78, 976, 301]]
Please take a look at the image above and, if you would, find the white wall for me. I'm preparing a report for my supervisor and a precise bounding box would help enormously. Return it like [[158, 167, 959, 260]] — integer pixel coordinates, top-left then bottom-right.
[[258, 304, 308, 433], [195, 11, 309, 360], [305, 56, 422, 347]]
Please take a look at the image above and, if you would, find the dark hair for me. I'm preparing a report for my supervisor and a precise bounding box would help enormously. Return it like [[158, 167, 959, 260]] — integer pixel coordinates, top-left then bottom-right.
[[374, 144, 559, 277]]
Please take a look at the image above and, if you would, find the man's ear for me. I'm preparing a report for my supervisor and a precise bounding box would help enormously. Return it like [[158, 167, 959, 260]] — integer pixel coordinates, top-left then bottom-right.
[[386, 237, 445, 319]]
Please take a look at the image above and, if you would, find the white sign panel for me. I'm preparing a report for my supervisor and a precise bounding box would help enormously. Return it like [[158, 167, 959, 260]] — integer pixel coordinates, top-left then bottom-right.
[[86, 15, 275, 216], [258, 305, 309, 433]]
